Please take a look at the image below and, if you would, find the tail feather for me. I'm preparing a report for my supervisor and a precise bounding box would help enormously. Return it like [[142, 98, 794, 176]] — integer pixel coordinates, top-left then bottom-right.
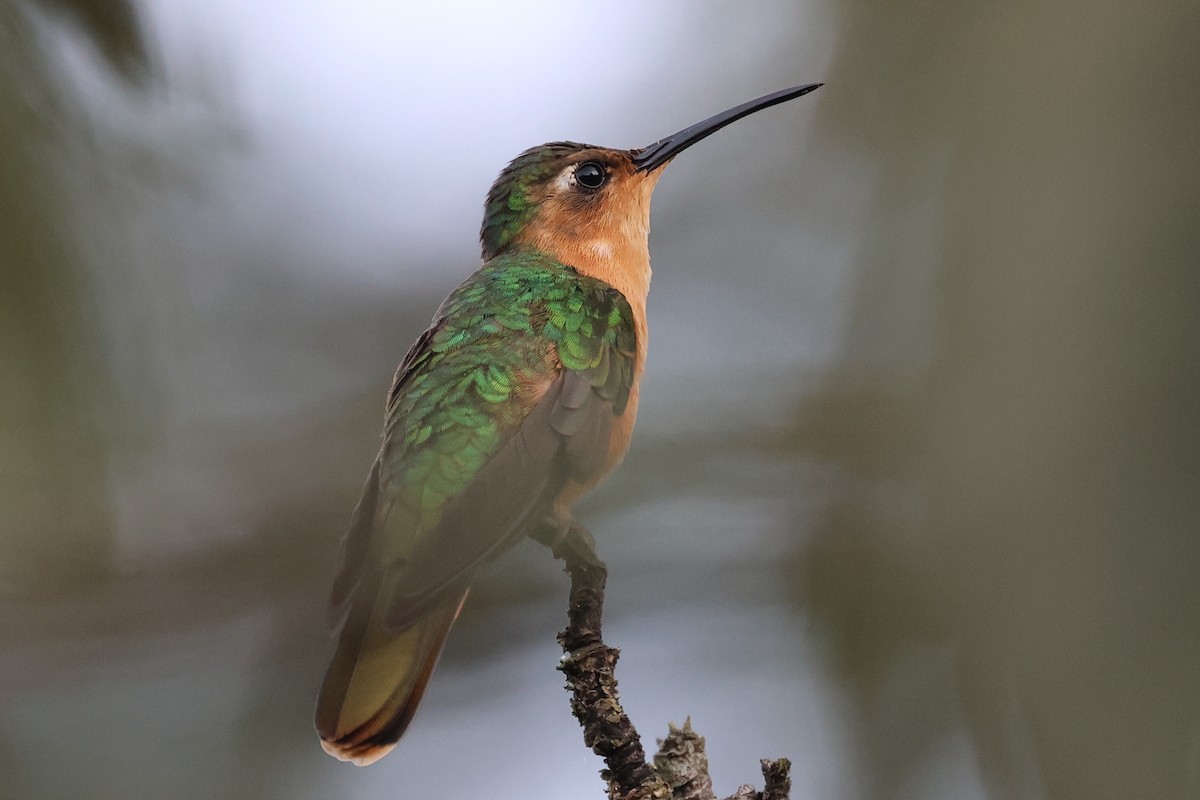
[[315, 580, 468, 766]]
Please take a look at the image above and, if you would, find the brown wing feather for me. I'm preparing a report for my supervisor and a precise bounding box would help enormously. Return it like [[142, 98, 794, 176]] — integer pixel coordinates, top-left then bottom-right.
[[558, 370, 614, 480], [328, 458, 380, 621], [328, 321, 445, 618]]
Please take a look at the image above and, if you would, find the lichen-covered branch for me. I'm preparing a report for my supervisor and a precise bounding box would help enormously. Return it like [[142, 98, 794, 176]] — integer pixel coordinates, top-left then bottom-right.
[[654, 720, 715, 800], [551, 523, 669, 799], [544, 522, 793, 800]]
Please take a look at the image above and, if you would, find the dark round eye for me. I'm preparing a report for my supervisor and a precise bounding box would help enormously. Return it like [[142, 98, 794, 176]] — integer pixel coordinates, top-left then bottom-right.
[[575, 161, 607, 190]]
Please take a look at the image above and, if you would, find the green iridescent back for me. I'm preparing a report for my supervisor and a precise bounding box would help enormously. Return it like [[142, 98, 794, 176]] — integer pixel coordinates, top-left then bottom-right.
[[374, 250, 636, 564]]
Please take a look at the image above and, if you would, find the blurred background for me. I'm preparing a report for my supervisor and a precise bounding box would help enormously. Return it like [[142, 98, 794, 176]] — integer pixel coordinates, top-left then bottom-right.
[[2, 0, 1198, 798]]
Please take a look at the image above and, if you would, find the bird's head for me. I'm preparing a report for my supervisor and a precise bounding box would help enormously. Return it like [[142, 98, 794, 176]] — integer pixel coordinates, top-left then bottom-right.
[[480, 142, 656, 264], [479, 84, 822, 302]]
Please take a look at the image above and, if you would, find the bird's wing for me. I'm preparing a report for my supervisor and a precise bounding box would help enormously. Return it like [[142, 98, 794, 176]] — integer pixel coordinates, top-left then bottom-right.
[[328, 254, 636, 629], [327, 322, 443, 621]]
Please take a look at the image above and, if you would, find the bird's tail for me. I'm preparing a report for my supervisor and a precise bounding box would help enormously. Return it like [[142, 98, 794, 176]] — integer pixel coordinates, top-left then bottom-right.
[[314, 578, 468, 766]]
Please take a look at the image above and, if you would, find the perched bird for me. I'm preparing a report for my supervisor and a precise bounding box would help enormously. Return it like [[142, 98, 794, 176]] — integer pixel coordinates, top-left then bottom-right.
[[315, 84, 822, 765]]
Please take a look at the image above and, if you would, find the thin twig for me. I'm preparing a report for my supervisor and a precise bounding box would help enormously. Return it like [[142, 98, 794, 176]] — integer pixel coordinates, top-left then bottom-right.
[[551, 523, 670, 799], [543, 522, 792, 800]]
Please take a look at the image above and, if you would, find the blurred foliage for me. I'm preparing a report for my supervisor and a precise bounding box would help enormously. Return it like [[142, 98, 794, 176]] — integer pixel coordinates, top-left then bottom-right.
[[0, 0, 147, 591], [792, 1, 1200, 798], [38, 0, 151, 83]]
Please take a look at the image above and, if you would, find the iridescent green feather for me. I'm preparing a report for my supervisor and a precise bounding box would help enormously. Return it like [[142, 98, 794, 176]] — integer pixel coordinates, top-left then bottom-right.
[[374, 251, 636, 563]]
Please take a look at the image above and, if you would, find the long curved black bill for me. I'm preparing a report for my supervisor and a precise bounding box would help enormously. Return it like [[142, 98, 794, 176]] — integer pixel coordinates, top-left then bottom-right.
[[631, 83, 823, 173]]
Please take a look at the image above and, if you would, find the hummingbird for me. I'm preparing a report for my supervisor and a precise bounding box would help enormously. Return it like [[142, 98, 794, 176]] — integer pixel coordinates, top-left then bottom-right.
[[314, 83, 822, 765]]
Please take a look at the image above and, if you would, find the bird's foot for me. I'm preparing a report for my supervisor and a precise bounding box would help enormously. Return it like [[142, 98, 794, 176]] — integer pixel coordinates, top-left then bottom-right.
[[531, 516, 605, 571]]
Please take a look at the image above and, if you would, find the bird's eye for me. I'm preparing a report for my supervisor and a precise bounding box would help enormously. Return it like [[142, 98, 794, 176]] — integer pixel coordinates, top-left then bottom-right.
[[575, 162, 607, 190]]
